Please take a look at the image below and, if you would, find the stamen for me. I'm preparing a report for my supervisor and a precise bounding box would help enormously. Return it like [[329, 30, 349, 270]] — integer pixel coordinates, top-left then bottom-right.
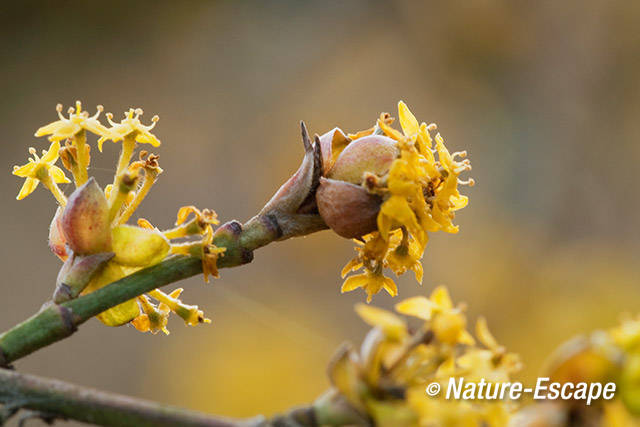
[[452, 151, 467, 159], [135, 108, 143, 119], [458, 178, 475, 186], [55, 103, 65, 120], [105, 112, 116, 126], [91, 105, 104, 119], [75, 100, 82, 113], [427, 123, 437, 131], [67, 107, 75, 116]]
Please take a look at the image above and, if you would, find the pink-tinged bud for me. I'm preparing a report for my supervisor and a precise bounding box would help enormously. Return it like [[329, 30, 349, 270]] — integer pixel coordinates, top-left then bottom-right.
[[48, 207, 68, 261], [327, 135, 398, 184], [111, 225, 170, 267], [62, 177, 111, 255], [53, 252, 114, 303], [316, 177, 381, 239], [317, 127, 350, 175]]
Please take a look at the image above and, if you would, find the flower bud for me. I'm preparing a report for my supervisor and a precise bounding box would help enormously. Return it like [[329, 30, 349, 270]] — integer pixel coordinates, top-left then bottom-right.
[[62, 177, 111, 254], [327, 135, 398, 184], [315, 135, 398, 239], [48, 206, 68, 261], [546, 332, 622, 385], [316, 178, 381, 239]]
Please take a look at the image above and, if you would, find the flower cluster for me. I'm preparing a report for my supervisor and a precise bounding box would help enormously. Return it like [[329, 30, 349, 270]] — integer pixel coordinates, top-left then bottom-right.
[[12, 102, 222, 334], [316, 102, 473, 302], [512, 315, 640, 424], [326, 286, 520, 426]]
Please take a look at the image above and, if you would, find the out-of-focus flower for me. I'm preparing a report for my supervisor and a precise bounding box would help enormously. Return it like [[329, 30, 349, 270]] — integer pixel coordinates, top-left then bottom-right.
[[34, 101, 110, 142], [325, 285, 520, 426], [317, 102, 473, 302], [12, 141, 70, 202]]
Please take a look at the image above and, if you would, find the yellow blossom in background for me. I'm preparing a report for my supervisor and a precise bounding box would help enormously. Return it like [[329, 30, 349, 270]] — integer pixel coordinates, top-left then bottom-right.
[[336, 285, 520, 426], [12, 140, 70, 203]]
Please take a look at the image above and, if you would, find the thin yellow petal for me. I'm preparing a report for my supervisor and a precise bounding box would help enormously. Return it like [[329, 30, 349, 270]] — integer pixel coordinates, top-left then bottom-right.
[[40, 141, 60, 164], [49, 166, 71, 184], [16, 177, 39, 200], [476, 316, 499, 350], [398, 101, 419, 136], [355, 303, 406, 340], [430, 285, 453, 310], [395, 296, 434, 321], [341, 274, 367, 293]]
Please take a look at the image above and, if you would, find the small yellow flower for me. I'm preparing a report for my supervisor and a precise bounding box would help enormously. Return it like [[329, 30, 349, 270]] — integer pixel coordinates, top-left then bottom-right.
[[132, 294, 170, 335], [100, 108, 160, 151], [171, 225, 226, 283], [12, 140, 70, 201], [396, 286, 474, 345], [150, 288, 211, 327], [34, 101, 110, 141], [385, 232, 424, 283], [341, 269, 398, 303]]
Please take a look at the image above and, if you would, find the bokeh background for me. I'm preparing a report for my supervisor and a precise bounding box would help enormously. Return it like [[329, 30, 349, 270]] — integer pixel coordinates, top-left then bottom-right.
[[1, 1, 639, 424]]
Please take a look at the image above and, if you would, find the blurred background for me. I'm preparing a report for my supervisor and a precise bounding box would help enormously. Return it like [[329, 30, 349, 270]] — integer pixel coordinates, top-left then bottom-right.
[[1, 1, 639, 424]]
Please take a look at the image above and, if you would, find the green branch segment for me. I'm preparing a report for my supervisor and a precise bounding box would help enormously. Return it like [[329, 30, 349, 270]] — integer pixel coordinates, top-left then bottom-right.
[[0, 367, 255, 427], [0, 215, 283, 367]]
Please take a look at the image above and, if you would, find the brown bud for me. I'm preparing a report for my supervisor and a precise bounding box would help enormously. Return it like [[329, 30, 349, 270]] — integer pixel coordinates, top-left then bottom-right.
[[62, 177, 111, 254], [316, 177, 381, 238], [48, 206, 68, 261], [328, 135, 398, 184]]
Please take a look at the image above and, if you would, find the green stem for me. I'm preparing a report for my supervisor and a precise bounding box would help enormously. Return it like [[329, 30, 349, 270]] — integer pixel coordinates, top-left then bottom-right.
[[0, 215, 282, 366], [0, 368, 256, 427]]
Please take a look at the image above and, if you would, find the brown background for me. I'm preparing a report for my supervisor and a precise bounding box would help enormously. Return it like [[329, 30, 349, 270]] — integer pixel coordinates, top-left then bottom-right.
[[1, 1, 639, 424]]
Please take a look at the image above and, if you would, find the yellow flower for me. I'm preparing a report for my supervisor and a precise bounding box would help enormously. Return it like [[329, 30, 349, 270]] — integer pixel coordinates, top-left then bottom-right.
[[385, 232, 424, 283], [150, 288, 211, 327], [336, 102, 473, 302], [12, 140, 70, 202], [100, 108, 160, 151], [34, 101, 110, 141], [170, 225, 226, 283], [341, 269, 398, 303], [396, 286, 474, 345], [132, 294, 170, 335]]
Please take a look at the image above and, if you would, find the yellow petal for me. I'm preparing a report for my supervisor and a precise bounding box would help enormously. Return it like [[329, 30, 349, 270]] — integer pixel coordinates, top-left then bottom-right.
[[355, 303, 406, 340], [395, 296, 435, 320], [476, 316, 499, 350], [40, 140, 61, 164], [34, 120, 65, 137], [382, 276, 398, 298], [458, 329, 476, 346], [49, 166, 71, 184], [430, 285, 453, 310], [16, 177, 39, 200], [398, 101, 419, 136], [341, 274, 367, 293], [12, 162, 36, 178]]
